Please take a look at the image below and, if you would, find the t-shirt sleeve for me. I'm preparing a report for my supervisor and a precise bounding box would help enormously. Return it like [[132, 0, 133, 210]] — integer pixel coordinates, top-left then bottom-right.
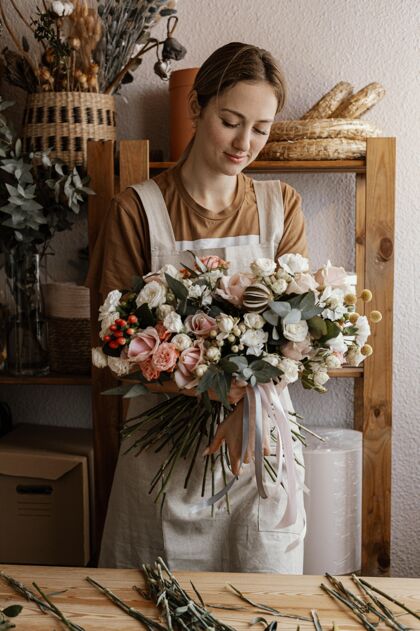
[[85, 189, 151, 298], [276, 182, 308, 259]]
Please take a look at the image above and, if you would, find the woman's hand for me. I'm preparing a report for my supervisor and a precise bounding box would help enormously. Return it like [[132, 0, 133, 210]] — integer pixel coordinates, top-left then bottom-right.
[[143, 379, 247, 404], [203, 399, 271, 475]]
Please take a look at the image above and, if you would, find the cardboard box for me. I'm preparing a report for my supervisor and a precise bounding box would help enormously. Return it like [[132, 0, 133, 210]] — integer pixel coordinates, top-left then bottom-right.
[[0, 424, 94, 566]]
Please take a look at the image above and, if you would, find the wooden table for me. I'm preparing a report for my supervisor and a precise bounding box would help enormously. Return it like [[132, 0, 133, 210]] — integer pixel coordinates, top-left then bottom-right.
[[1, 566, 420, 630]]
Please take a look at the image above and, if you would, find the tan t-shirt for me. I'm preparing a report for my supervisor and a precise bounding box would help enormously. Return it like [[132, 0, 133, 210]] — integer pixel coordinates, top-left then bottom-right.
[[86, 165, 307, 297]]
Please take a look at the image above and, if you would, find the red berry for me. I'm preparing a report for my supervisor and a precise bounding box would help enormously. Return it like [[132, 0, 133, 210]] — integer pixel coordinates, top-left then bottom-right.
[[116, 318, 127, 327], [104, 335, 111, 342], [126, 328, 135, 335], [117, 337, 127, 346], [109, 341, 119, 349], [110, 324, 117, 332], [114, 330, 124, 338], [128, 315, 138, 324]]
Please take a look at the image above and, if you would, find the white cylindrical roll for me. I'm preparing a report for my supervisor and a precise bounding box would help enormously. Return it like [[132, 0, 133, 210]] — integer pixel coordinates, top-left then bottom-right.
[[303, 428, 362, 575]]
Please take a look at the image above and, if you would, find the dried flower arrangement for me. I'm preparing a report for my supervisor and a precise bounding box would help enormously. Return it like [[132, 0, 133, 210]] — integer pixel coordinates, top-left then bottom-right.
[[0, 0, 186, 95]]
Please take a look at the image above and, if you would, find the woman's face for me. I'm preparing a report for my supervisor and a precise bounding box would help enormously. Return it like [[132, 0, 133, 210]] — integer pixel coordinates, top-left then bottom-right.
[[192, 80, 278, 175]]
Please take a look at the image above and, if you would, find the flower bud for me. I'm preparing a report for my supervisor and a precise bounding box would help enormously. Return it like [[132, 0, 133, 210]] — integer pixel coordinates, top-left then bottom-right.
[[227, 334, 235, 343], [231, 345, 239, 353], [195, 364, 209, 378], [369, 310, 382, 323], [361, 344, 373, 356], [349, 312, 360, 324], [232, 326, 241, 337], [360, 289, 373, 302], [344, 293, 357, 305]]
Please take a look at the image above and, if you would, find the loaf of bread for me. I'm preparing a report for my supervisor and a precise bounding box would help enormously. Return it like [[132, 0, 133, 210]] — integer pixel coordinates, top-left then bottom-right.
[[330, 82, 385, 118], [301, 82, 353, 119], [259, 138, 366, 161], [269, 118, 381, 142]]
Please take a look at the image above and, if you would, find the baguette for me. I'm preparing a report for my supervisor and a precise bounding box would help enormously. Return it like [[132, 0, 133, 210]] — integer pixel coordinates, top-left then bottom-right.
[[330, 82, 385, 118], [269, 118, 381, 141], [301, 81, 353, 119], [259, 138, 366, 161]]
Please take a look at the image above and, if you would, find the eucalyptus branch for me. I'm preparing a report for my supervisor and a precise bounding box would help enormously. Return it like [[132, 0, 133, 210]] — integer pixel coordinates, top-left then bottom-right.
[[32, 582, 85, 631], [352, 575, 420, 622], [226, 584, 311, 622]]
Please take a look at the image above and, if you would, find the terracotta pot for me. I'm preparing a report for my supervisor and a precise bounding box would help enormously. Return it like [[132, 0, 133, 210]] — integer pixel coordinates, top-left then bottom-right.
[[169, 67, 199, 161]]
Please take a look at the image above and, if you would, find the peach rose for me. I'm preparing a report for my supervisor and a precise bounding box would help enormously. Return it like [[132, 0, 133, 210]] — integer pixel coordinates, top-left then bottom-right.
[[174, 342, 204, 389], [185, 311, 216, 337], [200, 255, 229, 270], [215, 273, 253, 306], [152, 342, 179, 372], [139, 357, 161, 381], [155, 322, 171, 341], [127, 326, 160, 362], [285, 272, 319, 295], [282, 337, 313, 361], [315, 261, 350, 292]]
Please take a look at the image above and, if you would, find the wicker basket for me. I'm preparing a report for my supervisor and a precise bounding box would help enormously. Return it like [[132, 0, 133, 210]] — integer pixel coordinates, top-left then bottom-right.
[[44, 283, 91, 374], [22, 92, 116, 168]]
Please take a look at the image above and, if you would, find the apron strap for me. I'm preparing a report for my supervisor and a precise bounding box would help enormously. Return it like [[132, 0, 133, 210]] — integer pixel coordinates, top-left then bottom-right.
[[131, 180, 176, 253], [253, 179, 284, 247]]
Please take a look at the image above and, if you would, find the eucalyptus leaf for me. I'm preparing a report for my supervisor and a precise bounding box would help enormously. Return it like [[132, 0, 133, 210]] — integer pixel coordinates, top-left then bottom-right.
[[123, 384, 149, 398], [267, 301, 291, 318], [165, 272, 188, 301], [102, 386, 133, 396], [2, 605, 23, 618], [283, 308, 302, 325]]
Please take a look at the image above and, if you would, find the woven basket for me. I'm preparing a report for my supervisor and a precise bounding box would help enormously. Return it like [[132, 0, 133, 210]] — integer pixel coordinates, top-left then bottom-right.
[[259, 138, 366, 161], [47, 317, 91, 374], [44, 283, 91, 374], [22, 92, 116, 168]]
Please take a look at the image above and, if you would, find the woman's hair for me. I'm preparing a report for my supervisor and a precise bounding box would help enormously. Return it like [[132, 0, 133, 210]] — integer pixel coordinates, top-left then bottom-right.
[[192, 42, 286, 113]]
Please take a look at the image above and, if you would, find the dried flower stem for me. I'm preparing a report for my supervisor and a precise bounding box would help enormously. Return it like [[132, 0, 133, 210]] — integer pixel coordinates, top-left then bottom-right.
[[311, 609, 323, 631], [226, 583, 312, 622], [86, 576, 165, 631], [353, 575, 420, 622], [0, 572, 84, 631], [320, 583, 377, 631], [104, 38, 161, 95]]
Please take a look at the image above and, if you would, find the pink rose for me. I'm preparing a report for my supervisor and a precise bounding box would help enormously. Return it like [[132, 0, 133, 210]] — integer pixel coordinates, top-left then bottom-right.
[[200, 255, 229, 270], [174, 342, 204, 389], [215, 273, 253, 306], [185, 311, 216, 337], [282, 337, 313, 361], [285, 272, 319, 295], [155, 322, 171, 341], [127, 326, 160, 362], [152, 342, 179, 372], [315, 261, 350, 292], [139, 357, 161, 381]]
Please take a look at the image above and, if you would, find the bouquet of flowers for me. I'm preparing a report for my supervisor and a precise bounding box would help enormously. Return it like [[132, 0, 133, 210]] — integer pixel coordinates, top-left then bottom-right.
[[92, 252, 381, 511], [0, 0, 185, 94]]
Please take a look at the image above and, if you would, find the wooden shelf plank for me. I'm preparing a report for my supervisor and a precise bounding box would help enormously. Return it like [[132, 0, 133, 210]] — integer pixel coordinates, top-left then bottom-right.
[[0, 372, 91, 385], [150, 159, 366, 174], [329, 366, 363, 378]]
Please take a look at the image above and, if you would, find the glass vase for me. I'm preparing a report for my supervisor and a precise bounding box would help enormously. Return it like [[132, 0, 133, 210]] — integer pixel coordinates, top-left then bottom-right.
[[5, 250, 49, 376]]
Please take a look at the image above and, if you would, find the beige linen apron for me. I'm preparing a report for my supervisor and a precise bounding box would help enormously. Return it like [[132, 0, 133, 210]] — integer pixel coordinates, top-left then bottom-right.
[[99, 178, 306, 572]]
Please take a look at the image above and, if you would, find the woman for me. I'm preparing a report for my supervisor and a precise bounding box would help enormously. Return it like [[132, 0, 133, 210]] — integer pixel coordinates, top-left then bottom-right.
[[87, 42, 307, 572]]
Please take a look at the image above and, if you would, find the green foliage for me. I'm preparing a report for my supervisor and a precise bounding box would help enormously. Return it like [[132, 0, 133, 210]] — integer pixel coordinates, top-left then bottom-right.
[[0, 98, 93, 255]]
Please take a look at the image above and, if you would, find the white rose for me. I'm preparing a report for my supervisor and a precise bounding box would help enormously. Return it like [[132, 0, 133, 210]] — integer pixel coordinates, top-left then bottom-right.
[[278, 357, 299, 383], [283, 320, 309, 342], [278, 253, 309, 275], [195, 364, 209, 377], [108, 356, 131, 377], [271, 278, 288, 295], [159, 264, 182, 282], [163, 311, 184, 333], [206, 346, 221, 362], [251, 258, 276, 277], [244, 313, 265, 329], [171, 333, 192, 351], [156, 303, 174, 320], [313, 368, 330, 387], [99, 290, 122, 320], [262, 353, 280, 367], [355, 315, 371, 347], [136, 280, 167, 309], [240, 328, 268, 356], [52, 1, 74, 16], [346, 344, 365, 367], [325, 353, 342, 369], [92, 347, 108, 368], [188, 284, 205, 299], [99, 312, 119, 340], [217, 315, 235, 333], [326, 332, 348, 354]]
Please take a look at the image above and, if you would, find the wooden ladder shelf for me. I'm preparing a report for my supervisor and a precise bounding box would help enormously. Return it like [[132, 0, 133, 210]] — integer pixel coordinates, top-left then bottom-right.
[[87, 137, 395, 575]]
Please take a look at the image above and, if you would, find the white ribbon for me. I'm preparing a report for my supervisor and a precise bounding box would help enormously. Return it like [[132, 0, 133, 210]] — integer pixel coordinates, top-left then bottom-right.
[[191, 382, 299, 530]]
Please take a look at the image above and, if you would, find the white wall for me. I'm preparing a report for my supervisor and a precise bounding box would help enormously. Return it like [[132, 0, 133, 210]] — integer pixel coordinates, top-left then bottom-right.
[[0, 0, 418, 576]]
